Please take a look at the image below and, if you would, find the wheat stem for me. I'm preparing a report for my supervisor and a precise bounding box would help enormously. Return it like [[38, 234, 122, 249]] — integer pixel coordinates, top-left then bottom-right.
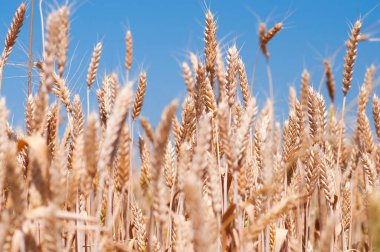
[[87, 87, 90, 116], [28, 0, 35, 96], [250, 47, 260, 90], [266, 58, 274, 101], [336, 96, 346, 173]]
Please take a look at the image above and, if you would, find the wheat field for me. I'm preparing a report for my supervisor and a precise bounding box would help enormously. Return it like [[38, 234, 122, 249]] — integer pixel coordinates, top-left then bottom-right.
[[0, 2, 379, 252]]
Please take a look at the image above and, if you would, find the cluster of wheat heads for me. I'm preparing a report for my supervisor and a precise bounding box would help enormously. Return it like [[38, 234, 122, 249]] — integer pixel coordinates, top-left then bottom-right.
[[1, 2, 380, 252]]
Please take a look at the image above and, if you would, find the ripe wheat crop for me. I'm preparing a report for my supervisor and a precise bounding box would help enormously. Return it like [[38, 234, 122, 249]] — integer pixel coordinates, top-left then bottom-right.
[[0, 2, 380, 252]]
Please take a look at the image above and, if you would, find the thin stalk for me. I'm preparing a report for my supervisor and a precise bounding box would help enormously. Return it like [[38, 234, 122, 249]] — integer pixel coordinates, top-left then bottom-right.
[[94, 173, 106, 252], [336, 96, 347, 172], [347, 194, 354, 249], [214, 118, 221, 176], [28, 0, 35, 96], [64, 169, 70, 211], [146, 207, 154, 252], [125, 70, 132, 241], [0, 66, 3, 94], [260, 231, 265, 252], [317, 73, 325, 94], [303, 200, 310, 251], [223, 109, 232, 212], [87, 88, 90, 116], [213, 118, 223, 252], [40, 0, 44, 53], [265, 58, 273, 101], [76, 190, 85, 252], [217, 212, 222, 252], [125, 118, 133, 242], [342, 223, 347, 252], [233, 170, 238, 217], [250, 48, 260, 89], [106, 177, 114, 228], [223, 153, 228, 212], [166, 176, 177, 251]]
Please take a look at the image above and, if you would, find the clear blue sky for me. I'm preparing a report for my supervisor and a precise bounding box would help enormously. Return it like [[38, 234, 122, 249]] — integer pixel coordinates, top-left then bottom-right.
[[0, 0, 379, 129]]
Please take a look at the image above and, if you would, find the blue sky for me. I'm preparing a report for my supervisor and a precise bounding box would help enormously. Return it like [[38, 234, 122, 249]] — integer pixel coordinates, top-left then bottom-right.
[[0, 0, 379, 128]]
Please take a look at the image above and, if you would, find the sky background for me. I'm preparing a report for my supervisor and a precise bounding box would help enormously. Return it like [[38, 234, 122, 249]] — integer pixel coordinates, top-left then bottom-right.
[[0, 0, 379, 130]]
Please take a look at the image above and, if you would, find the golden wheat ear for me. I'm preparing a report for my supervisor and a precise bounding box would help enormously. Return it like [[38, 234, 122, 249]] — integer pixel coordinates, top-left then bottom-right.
[[0, 3, 26, 93], [237, 59, 251, 107], [125, 30, 133, 72], [138, 135, 151, 193], [182, 62, 195, 96], [226, 45, 239, 107], [132, 72, 147, 121], [259, 22, 282, 58], [0, 3, 26, 66], [67, 95, 84, 171], [140, 116, 155, 143], [87, 42, 102, 90], [204, 10, 217, 88], [57, 6, 69, 78], [97, 83, 133, 174], [323, 60, 335, 103], [342, 20, 361, 96]]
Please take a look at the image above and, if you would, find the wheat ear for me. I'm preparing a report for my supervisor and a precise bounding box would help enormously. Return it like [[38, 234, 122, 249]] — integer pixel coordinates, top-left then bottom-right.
[[182, 62, 195, 96], [125, 30, 133, 80], [86, 42, 102, 115], [97, 83, 133, 174], [0, 3, 26, 93], [237, 58, 251, 107], [204, 10, 217, 88], [57, 6, 69, 78], [67, 95, 84, 170], [132, 72, 147, 120], [86, 42, 102, 90], [372, 95, 380, 142], [337, 20, 362, 180], [323, 60, 335, 103], [260, 22, 282, 58], [84, 113, 99, 195], [151, 100, 178, 245], [226, 45, 239, 107], [342, 20, 361, 96], [140, 116, 155, 143]]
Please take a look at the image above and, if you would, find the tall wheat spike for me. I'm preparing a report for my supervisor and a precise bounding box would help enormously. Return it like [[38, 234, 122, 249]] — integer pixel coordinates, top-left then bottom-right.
[[0, 3, 26, 93]]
